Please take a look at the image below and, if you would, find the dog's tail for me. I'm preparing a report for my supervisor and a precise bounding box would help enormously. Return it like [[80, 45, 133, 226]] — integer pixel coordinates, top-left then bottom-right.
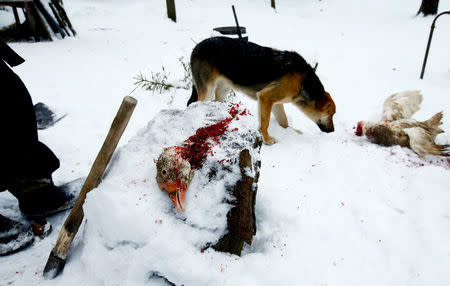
[[187, 86, 198, 106]]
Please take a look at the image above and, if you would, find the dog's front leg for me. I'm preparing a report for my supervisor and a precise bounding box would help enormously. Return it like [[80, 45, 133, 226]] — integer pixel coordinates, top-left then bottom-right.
[[257, 87, 278, 145]]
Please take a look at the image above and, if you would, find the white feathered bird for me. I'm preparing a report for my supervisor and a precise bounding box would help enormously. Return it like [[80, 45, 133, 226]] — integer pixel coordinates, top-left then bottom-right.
[[355, 90, 449, 157]]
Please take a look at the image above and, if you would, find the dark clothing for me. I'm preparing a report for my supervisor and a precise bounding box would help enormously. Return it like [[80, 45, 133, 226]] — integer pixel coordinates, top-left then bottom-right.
[[0, 40, 76, 251], [0, 39, 25, 67], [0, 41, 59, 190]]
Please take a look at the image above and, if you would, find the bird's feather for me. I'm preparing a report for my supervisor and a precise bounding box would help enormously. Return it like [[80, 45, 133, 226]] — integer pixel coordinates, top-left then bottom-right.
[[382, 90, 422, 121]]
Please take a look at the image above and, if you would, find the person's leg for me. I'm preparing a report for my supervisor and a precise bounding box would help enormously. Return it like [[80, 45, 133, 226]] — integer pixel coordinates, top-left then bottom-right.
[[0, 62, 74, 219], [1, 61, 59, 178]]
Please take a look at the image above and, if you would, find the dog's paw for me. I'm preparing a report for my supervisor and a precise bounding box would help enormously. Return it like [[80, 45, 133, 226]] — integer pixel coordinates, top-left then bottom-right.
[[263, 136, 278, 145]]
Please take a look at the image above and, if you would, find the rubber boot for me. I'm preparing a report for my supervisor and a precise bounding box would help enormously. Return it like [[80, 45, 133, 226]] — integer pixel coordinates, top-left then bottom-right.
[[0, 214, 34, 256]]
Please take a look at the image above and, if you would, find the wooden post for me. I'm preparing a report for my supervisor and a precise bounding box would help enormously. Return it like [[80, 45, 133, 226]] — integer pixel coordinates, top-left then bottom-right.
[[166, 0, 176, 22], [30, 2, 52, 41], [33, 0, 65, 37], [24, 2, 38, 41], [418, 0, 439, 16], [13, 7, 20, 25], [43, 96, 137, 279], [49, 2, 69, 36], [271, 0, 276, 9], [51, 0, 77, 36]]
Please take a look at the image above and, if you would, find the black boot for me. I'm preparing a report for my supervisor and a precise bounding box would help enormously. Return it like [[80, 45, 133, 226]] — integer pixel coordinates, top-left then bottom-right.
[[0, 214, 34, 256], [8, 177, 78, 219]]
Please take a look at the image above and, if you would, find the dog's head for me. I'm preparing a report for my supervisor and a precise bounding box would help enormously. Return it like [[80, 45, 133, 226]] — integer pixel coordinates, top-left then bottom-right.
[[294, 71, 336, 132]]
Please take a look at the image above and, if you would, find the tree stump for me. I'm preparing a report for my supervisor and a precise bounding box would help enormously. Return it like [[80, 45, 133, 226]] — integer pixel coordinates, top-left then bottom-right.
[[212, 137, 262, 256], [418, 0, 439, 16], [0, 0, 75, 41]]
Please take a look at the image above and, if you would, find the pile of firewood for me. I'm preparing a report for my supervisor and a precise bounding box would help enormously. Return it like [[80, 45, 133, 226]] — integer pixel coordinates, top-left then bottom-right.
[[0, 0, 75, 41]]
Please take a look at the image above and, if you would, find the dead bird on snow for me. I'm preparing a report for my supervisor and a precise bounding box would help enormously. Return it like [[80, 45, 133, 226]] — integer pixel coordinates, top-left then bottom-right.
[[355, 90, 449, 157]]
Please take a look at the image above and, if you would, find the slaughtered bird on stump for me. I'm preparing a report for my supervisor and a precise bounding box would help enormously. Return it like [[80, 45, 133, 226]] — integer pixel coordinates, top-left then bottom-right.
[[156, 103, 250, 212], [155, 102, 261, 255]]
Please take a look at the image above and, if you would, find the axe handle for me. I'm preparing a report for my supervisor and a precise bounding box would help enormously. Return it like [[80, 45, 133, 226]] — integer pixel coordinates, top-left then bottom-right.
[[43, 96, 137, 279]]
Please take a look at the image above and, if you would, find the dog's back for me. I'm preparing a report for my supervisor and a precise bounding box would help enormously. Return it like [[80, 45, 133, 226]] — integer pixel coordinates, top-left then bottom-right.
[[191, 37, 307, 86]]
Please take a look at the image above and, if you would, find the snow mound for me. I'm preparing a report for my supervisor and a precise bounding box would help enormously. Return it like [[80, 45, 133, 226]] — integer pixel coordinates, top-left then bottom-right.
[[77, 102, 259, 285]]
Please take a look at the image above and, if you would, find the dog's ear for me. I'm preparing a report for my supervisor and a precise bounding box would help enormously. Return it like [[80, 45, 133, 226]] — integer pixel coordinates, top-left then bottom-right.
[[313, 62, 318, 72]]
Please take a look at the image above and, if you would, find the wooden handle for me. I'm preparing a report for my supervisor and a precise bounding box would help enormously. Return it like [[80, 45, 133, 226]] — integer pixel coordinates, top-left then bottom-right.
[[43, 96, 137, 279]]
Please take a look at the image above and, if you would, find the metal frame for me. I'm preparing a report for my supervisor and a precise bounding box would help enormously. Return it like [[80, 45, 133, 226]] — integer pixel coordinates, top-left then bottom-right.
[[420, 11, 450, 79], [232, 5, 242, 39]]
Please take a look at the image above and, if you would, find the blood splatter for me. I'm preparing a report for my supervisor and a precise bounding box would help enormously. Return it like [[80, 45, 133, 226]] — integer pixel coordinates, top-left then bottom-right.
[[175, 103, 248, 169]]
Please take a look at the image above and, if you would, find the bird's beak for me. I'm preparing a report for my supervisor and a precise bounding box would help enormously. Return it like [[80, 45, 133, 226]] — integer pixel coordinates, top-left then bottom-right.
[[158, 182, 186, 212]]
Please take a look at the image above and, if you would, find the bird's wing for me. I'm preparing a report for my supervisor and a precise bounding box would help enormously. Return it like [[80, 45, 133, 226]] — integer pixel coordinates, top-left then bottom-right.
[[382, 90, 423, 121]]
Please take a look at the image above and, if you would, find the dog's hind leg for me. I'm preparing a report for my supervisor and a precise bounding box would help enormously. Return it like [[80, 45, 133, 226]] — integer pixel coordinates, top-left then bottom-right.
[[190, 58, 218, 102], [196, 81, 217, 102], [187, 83, 214, 106], [272, 104, 303, 134], [272, 104, 289, 128], [214, 81, 231, 102], [187, 86, 198, 106]]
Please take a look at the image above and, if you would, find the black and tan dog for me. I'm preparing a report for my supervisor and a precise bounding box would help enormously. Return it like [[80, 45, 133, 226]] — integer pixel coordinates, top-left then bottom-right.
[[187, 37, 336, 145]]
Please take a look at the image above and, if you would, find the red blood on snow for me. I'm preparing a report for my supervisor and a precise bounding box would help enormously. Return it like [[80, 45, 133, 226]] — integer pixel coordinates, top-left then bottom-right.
[[355, 121, 364, 136], [173, 103, 248, 170]]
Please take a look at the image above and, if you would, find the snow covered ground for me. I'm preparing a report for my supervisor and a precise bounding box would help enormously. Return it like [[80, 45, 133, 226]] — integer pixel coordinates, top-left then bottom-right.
[[1, 0, 450, 285]]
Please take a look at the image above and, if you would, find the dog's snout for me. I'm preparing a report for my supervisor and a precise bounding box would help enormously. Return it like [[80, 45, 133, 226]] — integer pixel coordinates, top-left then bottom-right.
[[317, 122, 334, 133]]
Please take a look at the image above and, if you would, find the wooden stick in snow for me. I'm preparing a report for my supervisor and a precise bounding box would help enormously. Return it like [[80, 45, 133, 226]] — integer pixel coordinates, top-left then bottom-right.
[[49, 2, 70, 36], [43, 96, 137, 279], [166, 0, 176, 22]]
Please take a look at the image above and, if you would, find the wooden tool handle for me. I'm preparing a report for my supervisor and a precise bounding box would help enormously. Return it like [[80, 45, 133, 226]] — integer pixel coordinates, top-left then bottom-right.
[[43, 96, 137, 279]]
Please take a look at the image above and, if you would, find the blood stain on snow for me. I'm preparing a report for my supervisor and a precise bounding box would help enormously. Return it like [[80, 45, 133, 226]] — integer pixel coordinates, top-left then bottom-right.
[[172, 103, 249, 170]]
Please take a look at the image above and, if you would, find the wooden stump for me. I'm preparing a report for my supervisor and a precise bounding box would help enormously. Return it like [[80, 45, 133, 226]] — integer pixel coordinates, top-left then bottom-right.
[[0, 0, 75, 41], [418, 0, 439, 16], [212, 137, 262, 256]]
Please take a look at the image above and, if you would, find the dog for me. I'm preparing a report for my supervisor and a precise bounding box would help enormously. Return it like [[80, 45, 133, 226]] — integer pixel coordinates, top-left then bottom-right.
[[187, 37, 336, 145]]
